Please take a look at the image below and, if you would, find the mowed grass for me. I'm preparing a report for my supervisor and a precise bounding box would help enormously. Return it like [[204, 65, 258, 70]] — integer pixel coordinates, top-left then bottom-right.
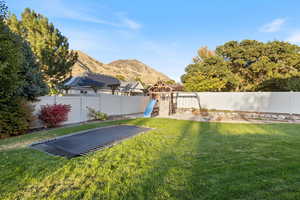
[[1, 118, 300, 200]]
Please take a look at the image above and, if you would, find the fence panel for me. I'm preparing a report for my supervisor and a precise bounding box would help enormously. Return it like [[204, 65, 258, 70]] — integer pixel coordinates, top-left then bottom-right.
[[55, 96, 82, 124], [176, 92, 300, 114], [32, 94, 149, 127], [120, 95, 147, 115], [99, 93, 122, 115]]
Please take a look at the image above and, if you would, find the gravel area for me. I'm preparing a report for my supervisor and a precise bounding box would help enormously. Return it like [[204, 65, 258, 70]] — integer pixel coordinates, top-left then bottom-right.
[[160, 112, 299, 124]]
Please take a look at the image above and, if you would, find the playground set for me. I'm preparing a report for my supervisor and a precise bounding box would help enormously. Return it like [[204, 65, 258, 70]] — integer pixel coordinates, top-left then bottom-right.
[[144, 81, 180, 117]]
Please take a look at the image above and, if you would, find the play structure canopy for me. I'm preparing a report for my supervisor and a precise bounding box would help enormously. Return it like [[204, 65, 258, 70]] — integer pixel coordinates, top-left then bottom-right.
[[148, 81, 173, 93]]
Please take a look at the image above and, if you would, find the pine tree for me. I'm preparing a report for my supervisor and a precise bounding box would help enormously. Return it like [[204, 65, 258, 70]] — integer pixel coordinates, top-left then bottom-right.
[[0, 0, 7, 19], [0, 1, 30, 137], [7, 8, 78, 91], [0, 20, 23, 102], [6, 13, 48, 100], [18, 41, 48, 100]]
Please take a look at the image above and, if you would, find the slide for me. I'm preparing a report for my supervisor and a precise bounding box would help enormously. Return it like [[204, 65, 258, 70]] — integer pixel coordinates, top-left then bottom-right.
[[144, 99, 157, 117]]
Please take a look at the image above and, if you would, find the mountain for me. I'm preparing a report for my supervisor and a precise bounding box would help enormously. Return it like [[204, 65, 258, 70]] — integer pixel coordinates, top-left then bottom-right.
[[71, 50, 172, 85]]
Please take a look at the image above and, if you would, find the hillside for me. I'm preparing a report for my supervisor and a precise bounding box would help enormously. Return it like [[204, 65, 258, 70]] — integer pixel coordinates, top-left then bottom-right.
[[71, 50, 172, 85]]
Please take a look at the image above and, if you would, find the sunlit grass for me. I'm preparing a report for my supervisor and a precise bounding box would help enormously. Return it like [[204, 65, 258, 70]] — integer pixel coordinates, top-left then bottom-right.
[[1, 118, 300, 199]]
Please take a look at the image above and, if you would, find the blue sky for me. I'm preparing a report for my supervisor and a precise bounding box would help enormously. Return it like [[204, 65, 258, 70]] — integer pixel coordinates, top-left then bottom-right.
[[7, 0, 300, 81]]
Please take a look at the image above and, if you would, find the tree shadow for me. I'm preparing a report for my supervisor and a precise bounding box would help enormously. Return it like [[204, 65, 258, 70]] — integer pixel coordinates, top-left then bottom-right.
[[183, 122, 300, 199], [120, 119, 200, 199], [120, 120, 300, 199]]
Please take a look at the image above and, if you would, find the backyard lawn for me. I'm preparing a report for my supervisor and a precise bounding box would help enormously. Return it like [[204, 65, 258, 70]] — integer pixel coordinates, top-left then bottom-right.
[[1, 118, 300, 199]]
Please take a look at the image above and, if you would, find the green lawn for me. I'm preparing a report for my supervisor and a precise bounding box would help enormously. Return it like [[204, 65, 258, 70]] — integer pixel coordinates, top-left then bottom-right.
[[1, 118, 300, 200]]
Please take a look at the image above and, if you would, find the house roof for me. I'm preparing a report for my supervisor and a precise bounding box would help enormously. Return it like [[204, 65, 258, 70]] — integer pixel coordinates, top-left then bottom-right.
[[64, 76, 105, 88], [86, 73, 120, 87], [119, 81, 144, 92], [64, 72, 120, 89]]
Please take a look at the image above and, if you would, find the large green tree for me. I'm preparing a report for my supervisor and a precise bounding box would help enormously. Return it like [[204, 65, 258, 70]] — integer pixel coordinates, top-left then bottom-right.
[[18, 41, 48, 100], [7, 8, 77, 91], [182, 55, 236, 91], [0, 1, 49, 137], [192, 46, 215, 63], [0, 1, 31, 136], [0, 20, 22, 102], [182, 40, 300, 91]]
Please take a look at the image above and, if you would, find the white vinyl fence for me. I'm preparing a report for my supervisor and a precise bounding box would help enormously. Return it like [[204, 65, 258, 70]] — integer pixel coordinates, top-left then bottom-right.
[[176, 92, 300, 114], [32, 94, 149, 127]]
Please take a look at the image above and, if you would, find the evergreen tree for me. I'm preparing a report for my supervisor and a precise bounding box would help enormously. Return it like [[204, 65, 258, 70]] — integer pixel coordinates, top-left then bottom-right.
[[7, 8, 78, 91], [18, 41, 48, 100], [0, 0, 7, 19], [0, 1, 30, 137], [0, 20, 22, 102], [5, 11, 48, 100]]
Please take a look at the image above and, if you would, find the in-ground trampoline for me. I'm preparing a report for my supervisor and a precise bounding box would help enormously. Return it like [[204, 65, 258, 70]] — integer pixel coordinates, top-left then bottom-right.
[[30, 125, 151, 158]]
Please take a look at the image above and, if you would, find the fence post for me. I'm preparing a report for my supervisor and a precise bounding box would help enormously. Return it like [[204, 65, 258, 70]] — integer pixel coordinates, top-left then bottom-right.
[[290, 91, 293, 115], [80, 94, 83, 122], [84, 95, 87, 122], [98, 93, 101, 113], [120, 95, 123, 115]]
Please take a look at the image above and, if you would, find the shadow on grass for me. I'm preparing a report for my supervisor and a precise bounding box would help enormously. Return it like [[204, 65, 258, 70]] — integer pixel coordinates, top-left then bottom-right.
[[121, 119, 198, 200], [184, 122, 300, 200], [121, 121, 300, 200]]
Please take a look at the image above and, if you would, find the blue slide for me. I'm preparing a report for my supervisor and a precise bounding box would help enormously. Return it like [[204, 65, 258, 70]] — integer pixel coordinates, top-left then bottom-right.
[[144, 99, 157, 117]]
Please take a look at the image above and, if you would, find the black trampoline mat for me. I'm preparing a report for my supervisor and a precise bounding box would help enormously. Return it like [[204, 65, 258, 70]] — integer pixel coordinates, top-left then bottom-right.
[[31, 125, 151, 158]]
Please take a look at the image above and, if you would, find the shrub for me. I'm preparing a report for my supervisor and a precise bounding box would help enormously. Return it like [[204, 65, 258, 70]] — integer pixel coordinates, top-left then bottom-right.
[[0, 98, 32, 138], [38, 104, 71, 128], [87, 107, 108, 121]]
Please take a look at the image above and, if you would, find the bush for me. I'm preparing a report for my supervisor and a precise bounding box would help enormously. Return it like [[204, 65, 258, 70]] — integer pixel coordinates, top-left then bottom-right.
[[0, 99, 33, 138], [87, 107, 108, 121], [38, 104, 71, 128]]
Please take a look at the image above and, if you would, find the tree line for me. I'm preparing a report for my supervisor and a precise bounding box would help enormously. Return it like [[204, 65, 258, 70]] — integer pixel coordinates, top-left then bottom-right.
[[182, 40, 300, 92]]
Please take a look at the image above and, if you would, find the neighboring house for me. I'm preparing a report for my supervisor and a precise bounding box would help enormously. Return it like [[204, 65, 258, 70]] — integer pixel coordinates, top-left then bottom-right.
[[118, 81, 145, 96], [64, 72, 120, 95]]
